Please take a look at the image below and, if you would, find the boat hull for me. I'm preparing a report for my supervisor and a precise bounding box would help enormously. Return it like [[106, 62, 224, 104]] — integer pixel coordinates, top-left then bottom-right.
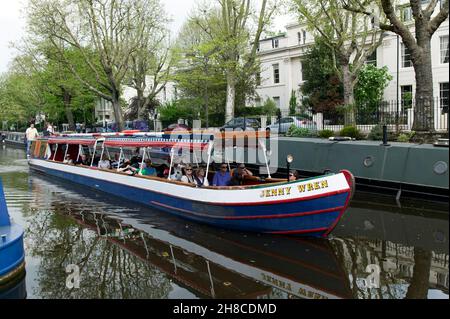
[[29, 159, 353, 237]]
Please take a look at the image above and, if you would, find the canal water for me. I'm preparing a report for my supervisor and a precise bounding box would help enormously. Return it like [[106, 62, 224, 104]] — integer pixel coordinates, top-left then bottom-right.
[[0, 145, 448, 299]]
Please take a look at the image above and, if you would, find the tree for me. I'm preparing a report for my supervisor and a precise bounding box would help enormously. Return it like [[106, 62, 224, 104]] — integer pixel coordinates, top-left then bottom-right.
[[289, 90, 298, 115], [195, 0, 279, 123], [355, 64, 393, 111], [344, 0, 449, 131], [292, 0, 385, 126], [126, 0, 172, 120], [27, 0, 154, 131], [301, 38, 344, 114]]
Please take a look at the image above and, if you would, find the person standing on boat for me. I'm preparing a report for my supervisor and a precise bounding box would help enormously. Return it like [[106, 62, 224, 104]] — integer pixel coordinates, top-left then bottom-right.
[[181, 164, 196, 185], [212, 163, 231, 186], [25, 123, 39, 156], [228, 164, 253, 186], [194, 167, 209, 187]]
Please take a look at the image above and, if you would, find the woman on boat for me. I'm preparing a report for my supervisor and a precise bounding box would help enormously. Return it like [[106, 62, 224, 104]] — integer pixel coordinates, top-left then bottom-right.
[[289, 170, 300, 181], [194, 167, 209, 187], [181, 164, 196, 185], [98, 154, 111, 170]]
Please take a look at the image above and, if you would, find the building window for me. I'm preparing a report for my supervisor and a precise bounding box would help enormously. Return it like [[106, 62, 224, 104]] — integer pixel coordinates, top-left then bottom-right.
[[401, 6, 412, 22], [297, 32, 302, 44], [303, 30, 306, 44], [366, 50, 377, 65], [273, 97, 280, 108], [174, 87, 178, 100], [401, 43, 413, 68], [272, 38, 279, 49], [256, 72, 261, 86], [273, 64, 280, 84], [163, 87, 167, 101], [440, 82, 449, 113], [401, 85, 413, 109], [440, 35, 449, 64]]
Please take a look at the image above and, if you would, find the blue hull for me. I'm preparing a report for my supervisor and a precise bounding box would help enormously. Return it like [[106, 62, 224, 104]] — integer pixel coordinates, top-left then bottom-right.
[[30, 164, 351, 237], [0, 224, 25, 278]]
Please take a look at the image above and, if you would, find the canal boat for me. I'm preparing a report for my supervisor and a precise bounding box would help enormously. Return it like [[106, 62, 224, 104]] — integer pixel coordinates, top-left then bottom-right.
[[27, 133, 355, 237], [0, 178, 26, 296]]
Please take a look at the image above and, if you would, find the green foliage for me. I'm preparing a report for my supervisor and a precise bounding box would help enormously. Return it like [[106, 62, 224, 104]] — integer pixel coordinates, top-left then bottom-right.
[[397, 131, 415, 143], [158, 100, 200, 126], [340, 125, 361, 139], [368, 124, 383, 140], [286, 125, 316, 137], [355, 65, 393, 114], [289, 90, 297, 116], [318, 129, 334, 139], [301, 37, 343, 113]]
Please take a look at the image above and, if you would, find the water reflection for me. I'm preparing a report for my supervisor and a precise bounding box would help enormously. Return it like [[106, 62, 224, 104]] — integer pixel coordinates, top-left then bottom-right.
[[0, 146, 448, 299]]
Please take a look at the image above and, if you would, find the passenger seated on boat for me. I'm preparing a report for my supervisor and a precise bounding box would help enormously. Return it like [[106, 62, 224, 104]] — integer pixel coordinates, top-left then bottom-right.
[[289, 170, 300, 181], [63, 154, 73, 165], [194, 167, 209, 187], [181, 164, 196, 185], [228, 164, 253, 186], [212, 163, 231, 186], [118, 160, 135, 175], [135, 159, 157, 176], [170, 164, 183, 181], [75, 154, 90, 166], [98, 155, 111, 170]]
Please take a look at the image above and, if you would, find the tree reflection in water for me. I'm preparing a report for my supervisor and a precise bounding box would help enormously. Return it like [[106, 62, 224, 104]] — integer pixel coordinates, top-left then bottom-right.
[[26, 202, 172, 299], [330, 237, 448, 299]]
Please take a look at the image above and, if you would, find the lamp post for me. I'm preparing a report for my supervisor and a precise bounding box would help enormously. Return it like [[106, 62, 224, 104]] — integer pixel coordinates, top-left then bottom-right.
[[286, 154, 294, 182]]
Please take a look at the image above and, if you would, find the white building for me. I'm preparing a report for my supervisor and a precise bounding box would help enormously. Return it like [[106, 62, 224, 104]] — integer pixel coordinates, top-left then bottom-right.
[[253, 9, 449, 128]]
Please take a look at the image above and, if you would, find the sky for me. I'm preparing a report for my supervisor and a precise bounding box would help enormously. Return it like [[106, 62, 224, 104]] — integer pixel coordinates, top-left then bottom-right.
[[0, 0, 291, 74]]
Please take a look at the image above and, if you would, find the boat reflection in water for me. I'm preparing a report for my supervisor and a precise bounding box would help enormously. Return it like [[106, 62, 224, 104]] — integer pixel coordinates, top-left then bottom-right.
[[24, 174, 448, 299]]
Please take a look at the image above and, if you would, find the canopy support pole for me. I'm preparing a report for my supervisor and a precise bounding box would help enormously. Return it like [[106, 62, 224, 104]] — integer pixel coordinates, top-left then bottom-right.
[[90, 140, 98, 167], [168, 148, 175, 180], [204, 142, 213, 186], [76, 145, 81, 162], [139, 147, 147, 176], [52, 144, 58, 161], [117, 147, 123, 172], [63, 144, 69, 161], [259, 140, 272, 179], [99, 144, 105, 165]]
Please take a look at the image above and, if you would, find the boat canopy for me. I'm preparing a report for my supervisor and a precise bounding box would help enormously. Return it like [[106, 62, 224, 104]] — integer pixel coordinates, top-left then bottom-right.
[[47, 137, 98, 146], [103, 136, 211, 150]]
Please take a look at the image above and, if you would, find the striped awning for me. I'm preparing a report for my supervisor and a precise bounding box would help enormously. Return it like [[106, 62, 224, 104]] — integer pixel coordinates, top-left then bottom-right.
[[47, 138, 97, 146], [103, 137, 211, 150]]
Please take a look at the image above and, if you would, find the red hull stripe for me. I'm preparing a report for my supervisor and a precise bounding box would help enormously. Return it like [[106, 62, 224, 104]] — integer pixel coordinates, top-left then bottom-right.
[[223, 188, 351, 206], [151, 201, 343, 221], [223, 206, 344, 220], [268, 227, 329, 235]]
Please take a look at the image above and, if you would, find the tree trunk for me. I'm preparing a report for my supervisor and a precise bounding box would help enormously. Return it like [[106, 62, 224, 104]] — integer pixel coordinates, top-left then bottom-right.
[[342, 64, 356, 126], [62, 89, 75, 131], [111, 89, 123, 132], [136, 88, 144, 120], [405, 247, 432, 299], [225, 72, 236, 123], [412, 40, 434, 132]]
